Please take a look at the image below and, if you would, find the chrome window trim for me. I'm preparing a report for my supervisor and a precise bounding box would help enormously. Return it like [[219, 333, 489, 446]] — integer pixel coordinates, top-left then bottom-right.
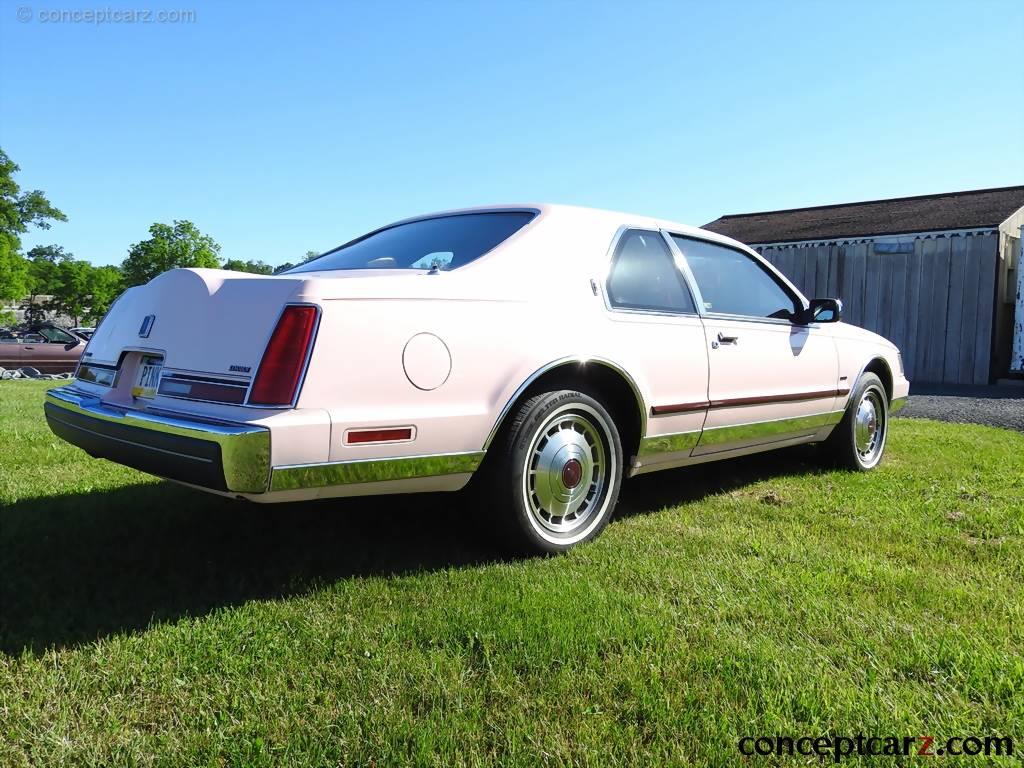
[[270, 450, 484, 492], [45, 385, 271, 493], [600, 225, 701, 319], [605, 306, 705, 322], [482, 356, 648, 450], [665, 231, 811, 320], [701, 312, 817, 328], [660, 230, 707, 316]]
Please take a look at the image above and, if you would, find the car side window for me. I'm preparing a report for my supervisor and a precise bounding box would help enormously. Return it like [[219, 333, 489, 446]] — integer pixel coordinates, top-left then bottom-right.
[[39, 328, 76, 344], [607, 230, 696, 314], [671, 235, 799, 320]]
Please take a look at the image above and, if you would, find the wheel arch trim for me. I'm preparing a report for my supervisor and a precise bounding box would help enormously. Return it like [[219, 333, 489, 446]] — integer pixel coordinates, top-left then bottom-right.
[[482, 356, 648, 450], [848, 355, 895, 407]]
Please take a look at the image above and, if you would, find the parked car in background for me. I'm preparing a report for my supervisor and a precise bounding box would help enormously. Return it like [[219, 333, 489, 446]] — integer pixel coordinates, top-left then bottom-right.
[[45, 204, 909, 554], [1, 324, 86, 373], [70, 327, 96, 340]]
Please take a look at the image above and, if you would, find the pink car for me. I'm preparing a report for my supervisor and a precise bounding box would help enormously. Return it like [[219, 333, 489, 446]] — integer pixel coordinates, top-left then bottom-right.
[[45, 205, 908, 553]]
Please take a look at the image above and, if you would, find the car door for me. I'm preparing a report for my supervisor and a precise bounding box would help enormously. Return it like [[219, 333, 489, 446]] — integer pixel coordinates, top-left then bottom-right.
[[668, 234, 841, 455], [601, 228, 709, 473], [26, 327, 83, 373], [0, 336, 23, 369]]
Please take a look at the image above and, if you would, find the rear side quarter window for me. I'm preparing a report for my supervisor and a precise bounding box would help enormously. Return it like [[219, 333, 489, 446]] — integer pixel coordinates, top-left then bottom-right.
[[606, 229, 697, 314]]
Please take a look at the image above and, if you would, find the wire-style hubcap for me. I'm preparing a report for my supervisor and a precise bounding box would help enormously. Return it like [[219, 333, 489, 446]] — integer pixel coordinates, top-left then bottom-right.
[[854, 388, 886, 466], [524, 407, 609, 537]]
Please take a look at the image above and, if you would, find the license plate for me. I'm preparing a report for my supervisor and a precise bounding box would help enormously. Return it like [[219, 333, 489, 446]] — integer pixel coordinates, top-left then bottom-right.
[[132, 355, 163, 399]]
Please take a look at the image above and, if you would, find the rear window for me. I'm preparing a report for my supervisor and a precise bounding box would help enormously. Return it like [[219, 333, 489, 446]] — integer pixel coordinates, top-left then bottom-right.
[[289, 211, 536, 273]]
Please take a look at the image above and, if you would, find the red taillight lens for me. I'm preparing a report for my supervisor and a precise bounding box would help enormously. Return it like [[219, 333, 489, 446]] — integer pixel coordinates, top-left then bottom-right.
[[249, 306, 318, 406]]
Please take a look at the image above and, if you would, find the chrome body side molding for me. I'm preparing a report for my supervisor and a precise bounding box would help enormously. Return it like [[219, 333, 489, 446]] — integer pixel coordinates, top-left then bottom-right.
[[630, 430, 829, 476], [270, 451, 486, 492], [628, 409, 844, 475], [693, 409, 844, 454], [633, 430, 702, 473], [637, 430, 702, 457]]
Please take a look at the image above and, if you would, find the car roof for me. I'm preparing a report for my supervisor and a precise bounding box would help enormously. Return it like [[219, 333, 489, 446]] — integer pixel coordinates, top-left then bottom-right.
[[378, 203, 758, 255]]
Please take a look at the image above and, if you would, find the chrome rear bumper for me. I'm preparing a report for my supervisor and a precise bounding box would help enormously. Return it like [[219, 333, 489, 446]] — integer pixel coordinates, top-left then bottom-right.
[[44, 386, 271, 493]]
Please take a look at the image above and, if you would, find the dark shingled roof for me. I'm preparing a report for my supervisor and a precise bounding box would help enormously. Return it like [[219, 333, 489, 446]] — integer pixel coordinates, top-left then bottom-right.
[[703, 186, 1024, 245]]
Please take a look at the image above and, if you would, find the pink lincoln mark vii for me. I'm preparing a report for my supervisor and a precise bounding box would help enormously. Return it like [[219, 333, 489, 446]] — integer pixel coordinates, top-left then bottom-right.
[[45, 205, 908, 553]]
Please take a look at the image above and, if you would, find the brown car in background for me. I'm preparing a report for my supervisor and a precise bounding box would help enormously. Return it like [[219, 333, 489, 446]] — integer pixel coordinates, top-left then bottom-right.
[[0, 326, 86, 373]]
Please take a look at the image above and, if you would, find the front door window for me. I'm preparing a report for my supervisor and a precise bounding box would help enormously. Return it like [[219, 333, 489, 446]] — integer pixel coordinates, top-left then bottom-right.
[[671, 235, 799, 320]]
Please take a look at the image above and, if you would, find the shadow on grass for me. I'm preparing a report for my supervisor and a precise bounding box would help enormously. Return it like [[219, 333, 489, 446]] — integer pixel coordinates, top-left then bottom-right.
[[0, 445, 819, 655]]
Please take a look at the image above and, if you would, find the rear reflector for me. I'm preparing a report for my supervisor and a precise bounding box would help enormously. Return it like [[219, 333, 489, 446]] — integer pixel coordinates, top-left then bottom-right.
[[249, 306, 318, 406], [345, 427, 414, 445]]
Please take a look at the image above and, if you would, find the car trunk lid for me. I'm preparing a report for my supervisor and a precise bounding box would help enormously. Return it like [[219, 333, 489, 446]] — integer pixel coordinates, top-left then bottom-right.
[[84, 268, 313, 379]]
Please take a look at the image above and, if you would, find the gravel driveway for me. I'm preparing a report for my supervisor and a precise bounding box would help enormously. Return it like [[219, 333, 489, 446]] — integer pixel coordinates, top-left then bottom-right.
[[895, 390, 1024, 432]]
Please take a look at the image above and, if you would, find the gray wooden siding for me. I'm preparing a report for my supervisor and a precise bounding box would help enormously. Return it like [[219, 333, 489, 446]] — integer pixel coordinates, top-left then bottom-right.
[[757, 233, 998, 384]]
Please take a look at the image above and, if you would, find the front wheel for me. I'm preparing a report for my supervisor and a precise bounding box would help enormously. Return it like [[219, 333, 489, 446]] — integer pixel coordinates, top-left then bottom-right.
[[821, 372, 889, 471], [489, 390, 623, 555]]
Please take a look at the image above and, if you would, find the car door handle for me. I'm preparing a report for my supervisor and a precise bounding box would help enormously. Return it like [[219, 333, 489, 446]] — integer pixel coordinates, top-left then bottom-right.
[[716, 333, 738, 345]]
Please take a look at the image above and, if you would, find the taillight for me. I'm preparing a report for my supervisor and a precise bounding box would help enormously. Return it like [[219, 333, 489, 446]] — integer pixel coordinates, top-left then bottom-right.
[[248, 305, 318, 406]]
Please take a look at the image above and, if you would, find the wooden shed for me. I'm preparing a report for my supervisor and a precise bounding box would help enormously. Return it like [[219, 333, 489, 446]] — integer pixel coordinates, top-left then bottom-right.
[[703, 186, 1024, 385]]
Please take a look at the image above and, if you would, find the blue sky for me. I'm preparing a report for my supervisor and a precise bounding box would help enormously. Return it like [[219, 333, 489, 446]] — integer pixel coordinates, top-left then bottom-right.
[[1, 0, 1021, 268]]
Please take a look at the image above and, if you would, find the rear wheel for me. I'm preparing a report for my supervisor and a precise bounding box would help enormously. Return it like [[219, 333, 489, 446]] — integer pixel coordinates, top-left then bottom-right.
[[822, 372, 889, 471], [489, 390, 623, 555]]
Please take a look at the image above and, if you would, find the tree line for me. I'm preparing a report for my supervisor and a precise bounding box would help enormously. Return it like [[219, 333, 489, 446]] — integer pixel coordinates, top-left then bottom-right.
[[0, 148, 318, 326]]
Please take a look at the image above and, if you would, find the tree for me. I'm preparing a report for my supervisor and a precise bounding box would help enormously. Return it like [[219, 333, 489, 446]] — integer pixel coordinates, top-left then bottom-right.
[[85, 265, 123, 322], [0, 250, 29, 308], [121, 220, 221, 287], [0, 148, 66, 304], [23, 244, 66, 322], [273, 250, 321, 275], [47, 258, 92, 326], [223, 258, 274, 275], [22, 245, 123, 326]]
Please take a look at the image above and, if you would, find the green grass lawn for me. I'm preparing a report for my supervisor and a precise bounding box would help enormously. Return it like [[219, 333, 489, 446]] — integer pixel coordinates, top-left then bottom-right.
[[1, 380, 1022, 766]]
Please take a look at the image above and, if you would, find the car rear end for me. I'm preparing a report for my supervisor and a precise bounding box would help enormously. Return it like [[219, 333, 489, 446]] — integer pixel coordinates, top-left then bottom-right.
[[44, 267, 331, 499], [44, 207, 550, 502]]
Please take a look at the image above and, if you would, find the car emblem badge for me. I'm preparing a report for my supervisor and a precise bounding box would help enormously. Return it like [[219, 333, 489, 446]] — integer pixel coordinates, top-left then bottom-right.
[[138, 315, 155, 338]]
